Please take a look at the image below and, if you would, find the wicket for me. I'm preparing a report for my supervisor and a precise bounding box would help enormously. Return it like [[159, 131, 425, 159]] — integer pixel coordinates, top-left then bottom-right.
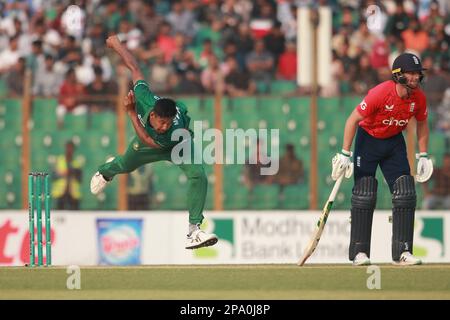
[[28, 172, 52, 267]]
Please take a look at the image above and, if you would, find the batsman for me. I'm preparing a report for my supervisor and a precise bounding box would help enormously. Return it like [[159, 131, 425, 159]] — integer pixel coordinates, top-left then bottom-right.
[[332, 53, 433, 266]]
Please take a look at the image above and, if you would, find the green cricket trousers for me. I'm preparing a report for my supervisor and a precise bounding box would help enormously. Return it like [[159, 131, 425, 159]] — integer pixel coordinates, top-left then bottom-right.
[[98, 136, 207, 224]]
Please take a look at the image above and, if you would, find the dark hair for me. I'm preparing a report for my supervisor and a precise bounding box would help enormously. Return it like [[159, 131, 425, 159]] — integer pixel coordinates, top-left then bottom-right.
[[9, 34, 19, 42], [35, 18, 45, 27], [32, 39, 43, 48], [153, 98, 177, 118], [93, 65, 103, 76], [66, 68, 76, 77]]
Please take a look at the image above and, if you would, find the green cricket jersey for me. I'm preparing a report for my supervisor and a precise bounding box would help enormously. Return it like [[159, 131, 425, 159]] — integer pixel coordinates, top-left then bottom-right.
[[133, 80, 191, 148]]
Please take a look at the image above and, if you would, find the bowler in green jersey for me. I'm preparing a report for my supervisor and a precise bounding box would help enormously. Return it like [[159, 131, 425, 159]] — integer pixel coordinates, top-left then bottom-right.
[[90, 35, 218, 250]]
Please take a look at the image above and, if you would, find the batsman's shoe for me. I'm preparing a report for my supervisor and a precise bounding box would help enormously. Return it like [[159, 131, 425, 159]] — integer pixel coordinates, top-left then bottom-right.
[[185, 229, 218, 249], [353, 252, 371, 266], [393, 252, 422, 266], [90, 172, 111, 195]]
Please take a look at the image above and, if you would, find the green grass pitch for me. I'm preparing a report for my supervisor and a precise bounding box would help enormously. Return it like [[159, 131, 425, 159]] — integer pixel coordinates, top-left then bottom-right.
[[1, 264, 449, 299]]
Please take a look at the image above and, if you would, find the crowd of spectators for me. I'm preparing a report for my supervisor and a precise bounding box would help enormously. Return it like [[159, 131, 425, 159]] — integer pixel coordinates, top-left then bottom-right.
[[0, 0, 448, 101], [0, 0, 449, 133]]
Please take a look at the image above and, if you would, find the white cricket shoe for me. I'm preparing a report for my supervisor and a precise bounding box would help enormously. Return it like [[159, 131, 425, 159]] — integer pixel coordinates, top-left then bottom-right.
[[353, 252, 371, 266], [393, 252, 422, 266], [90, 172, 111, 195], [90, 157, 114, 195], [185, 229, 218, 249]]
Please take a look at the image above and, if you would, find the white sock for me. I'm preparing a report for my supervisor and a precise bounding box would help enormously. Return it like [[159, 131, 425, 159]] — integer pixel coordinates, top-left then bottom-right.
[[188, 223, 200, 236]]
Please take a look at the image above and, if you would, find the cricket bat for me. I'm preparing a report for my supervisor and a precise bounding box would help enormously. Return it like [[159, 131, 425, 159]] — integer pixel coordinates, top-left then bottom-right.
[[298, 174, 344, 266]]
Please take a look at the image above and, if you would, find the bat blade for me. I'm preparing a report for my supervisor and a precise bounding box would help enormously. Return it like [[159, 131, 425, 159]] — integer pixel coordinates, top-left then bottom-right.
[[298, 201, 333, 266], [298, 175, 344, 266]]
